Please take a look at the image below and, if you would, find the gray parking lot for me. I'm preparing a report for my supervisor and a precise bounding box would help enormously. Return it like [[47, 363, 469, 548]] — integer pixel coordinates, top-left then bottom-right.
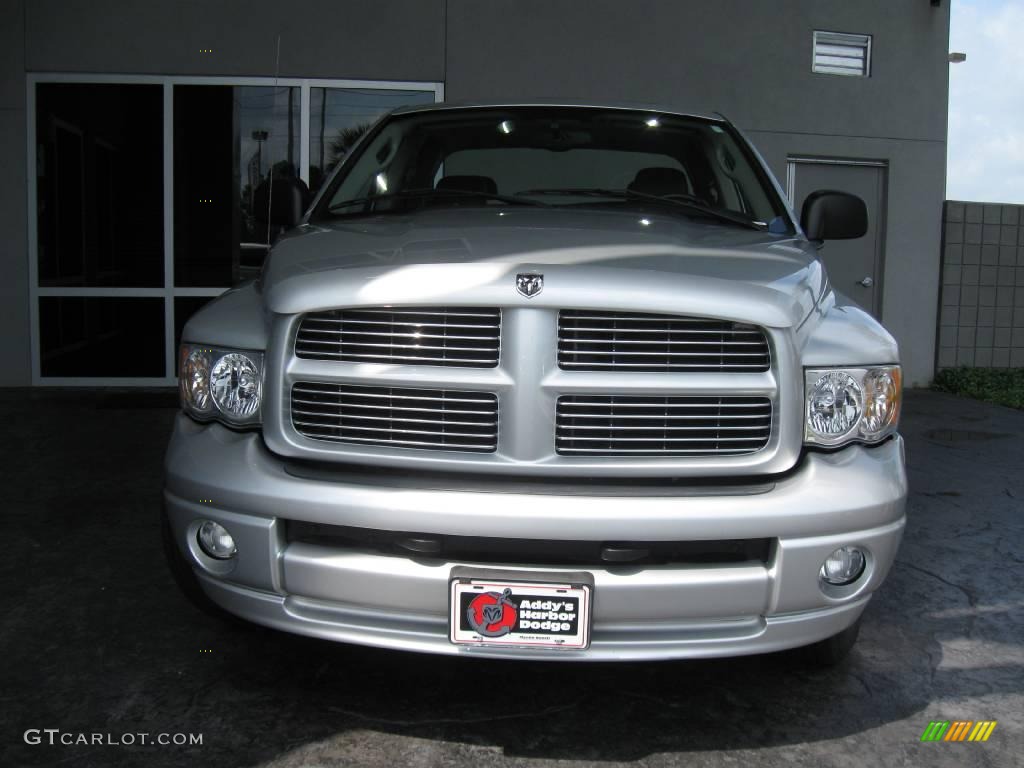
[[1, 389, 1021, 768]]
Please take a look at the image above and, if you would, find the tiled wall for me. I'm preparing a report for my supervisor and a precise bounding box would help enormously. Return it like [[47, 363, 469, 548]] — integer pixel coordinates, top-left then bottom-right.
[[938, 201, 1024, 369]]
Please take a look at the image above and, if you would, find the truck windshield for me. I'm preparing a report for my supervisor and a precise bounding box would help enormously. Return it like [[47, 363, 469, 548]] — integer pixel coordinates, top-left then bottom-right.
[[315, 106, 791, 232]]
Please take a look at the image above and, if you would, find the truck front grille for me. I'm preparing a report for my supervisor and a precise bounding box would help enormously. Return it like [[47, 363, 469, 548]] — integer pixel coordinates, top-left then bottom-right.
[[275, 305, 788, 474], [291, 383, 498, 452], [556, 395, 772, 456], [558, 310, 770, 372], [295, 307, 500, 367]]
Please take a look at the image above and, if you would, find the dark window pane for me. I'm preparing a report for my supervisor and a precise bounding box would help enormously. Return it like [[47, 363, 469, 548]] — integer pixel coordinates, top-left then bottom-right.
[[174, 85, 299, 287], [308, 88, 434, 195], [35, 84, 164, 287], [39, 297, 164, 377], [173, 296, 216, 374]]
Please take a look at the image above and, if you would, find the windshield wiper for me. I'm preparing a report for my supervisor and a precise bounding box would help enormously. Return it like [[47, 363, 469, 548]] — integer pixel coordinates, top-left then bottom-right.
[[517, 187, 764, 230], [327, 187, 547, 214]]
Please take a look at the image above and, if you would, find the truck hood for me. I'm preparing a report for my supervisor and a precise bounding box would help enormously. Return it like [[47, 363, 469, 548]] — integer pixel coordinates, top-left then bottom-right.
[[261, 207, 825, 328]]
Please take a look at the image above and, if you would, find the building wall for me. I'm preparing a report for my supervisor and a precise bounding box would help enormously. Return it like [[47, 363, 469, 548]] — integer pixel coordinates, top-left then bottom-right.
[[938, 201, 1024, 369], [445, 0, 948, 143], [445, 0, 950, 385], [0, 0, 951, 386], [24, 0, 447, 82]]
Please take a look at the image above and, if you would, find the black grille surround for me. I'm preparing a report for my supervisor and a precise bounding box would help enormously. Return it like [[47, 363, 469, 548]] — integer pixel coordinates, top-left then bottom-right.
[[295, 307, 500, 367], [291, 383, 499, 453], [556, 395, 773, 456], [558, 310, 770, 372], [287, 520, 774, 568]]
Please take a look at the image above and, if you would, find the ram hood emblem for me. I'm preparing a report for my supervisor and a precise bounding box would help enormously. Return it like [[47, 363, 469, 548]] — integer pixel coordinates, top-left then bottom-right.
[[516, 272, 544, 298]]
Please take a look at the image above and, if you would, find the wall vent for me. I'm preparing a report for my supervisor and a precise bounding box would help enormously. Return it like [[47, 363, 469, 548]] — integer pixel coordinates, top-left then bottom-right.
[[813, 31, 872, 77]]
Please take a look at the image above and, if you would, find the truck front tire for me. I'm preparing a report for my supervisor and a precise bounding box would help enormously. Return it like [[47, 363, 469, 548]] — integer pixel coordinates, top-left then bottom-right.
[[800, 616, 862, 667]]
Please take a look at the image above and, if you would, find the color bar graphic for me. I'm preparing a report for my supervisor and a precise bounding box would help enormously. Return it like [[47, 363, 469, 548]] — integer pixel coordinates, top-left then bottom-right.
[[920, 720, 997, 742]]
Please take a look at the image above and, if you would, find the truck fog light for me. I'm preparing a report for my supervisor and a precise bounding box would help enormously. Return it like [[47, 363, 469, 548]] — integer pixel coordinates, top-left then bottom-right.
[[819, 546, 865, 586], [197, 520, 237, 560]]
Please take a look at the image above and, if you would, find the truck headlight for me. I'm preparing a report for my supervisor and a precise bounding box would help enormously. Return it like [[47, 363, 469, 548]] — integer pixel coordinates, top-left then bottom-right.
[[804, 366, 901, 447], [181, 347, 214, 416], [179, 344, 264, 427]]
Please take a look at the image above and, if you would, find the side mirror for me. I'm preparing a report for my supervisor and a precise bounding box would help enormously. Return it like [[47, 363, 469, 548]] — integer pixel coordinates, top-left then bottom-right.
[[253, 176, 308, 230], [800, 190, 868, 241]]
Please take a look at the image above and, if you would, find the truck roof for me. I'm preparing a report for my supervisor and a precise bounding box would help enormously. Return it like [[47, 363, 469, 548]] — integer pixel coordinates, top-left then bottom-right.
[[389, 99, 726, 123]]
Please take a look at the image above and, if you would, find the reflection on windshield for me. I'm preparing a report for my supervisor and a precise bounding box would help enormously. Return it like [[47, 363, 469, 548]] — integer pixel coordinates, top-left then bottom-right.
[[316, 107, 790, 233]]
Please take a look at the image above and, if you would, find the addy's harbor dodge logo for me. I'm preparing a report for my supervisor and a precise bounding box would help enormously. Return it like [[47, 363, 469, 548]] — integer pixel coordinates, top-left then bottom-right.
[[466, 588, 519, 637], [920, 720, 997, 742]]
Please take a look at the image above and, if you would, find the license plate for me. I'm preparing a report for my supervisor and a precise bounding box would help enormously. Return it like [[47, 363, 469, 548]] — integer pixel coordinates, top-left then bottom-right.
[[449, 577, 592, 650]]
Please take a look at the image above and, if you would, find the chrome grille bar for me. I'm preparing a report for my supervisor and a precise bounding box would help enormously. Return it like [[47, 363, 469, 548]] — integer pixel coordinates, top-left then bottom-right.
[[295, 307, 500, 367], [558, 310, 770, 372], [291, 383, 498, 453], [556, 395, 772, 456]]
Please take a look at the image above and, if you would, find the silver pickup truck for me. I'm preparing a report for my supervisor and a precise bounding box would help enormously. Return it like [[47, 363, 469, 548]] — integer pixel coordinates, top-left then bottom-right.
[[163, 103, 906, 665]]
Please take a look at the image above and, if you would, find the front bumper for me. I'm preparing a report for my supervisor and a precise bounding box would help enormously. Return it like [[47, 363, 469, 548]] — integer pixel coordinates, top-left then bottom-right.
[[164, 414, 907, 661]]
